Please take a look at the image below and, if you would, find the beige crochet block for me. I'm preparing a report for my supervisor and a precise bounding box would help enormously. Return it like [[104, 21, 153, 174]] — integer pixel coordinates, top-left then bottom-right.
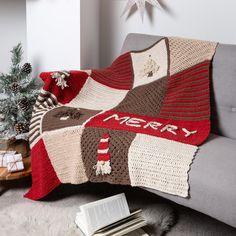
[[42, 126, 88, 184], [131, 38, 169, 88], [128, 134, 198, 197], [66, 77, 128, 111], [169, 37, 217, 76]]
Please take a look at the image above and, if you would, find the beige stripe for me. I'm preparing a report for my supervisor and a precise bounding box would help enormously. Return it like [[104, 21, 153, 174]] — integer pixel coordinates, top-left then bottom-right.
[[33, 108, 49, 112], [31, 111, 47, 119], [29, 123, 40, 131], [100, 138, 109, 142], [30, 117, 41, 124], [37, 96, 45, 101], [98, 149, 109, 154], [169, 37, 217, 75], [29, 130, 40, 143]]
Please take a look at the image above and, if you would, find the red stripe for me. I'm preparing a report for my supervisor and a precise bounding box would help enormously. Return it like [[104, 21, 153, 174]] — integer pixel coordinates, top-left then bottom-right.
[[167, 80, 209, 92], [113, 57, 131, 66], [165, 86, 209, 96], [163, 96, 209, 104], [92, 71, 132, 85], [91, 51, 133, 90], [92, 71, 123, 83], [159, 111, 210, 118], [160, 107, 209, 113], [163, 96, 209, 105], [164, 91, 209, 101], [165, 86, 209, 98], [114, 64, 131, 71], [170, 68, 209, 83], [102, 134, 109, 139], [170, 61, 210, 79], [98, 142, 109, 149], [94, 75, 131, 86], [112, 53, 130, 64], [97, 153, 110, 162], [113, 52, 130, 59], [113, 71, 133, 77], [169, 73, 209, 86], [91, 76, 131, 90], [168, 78, 208, 90], [162, 102, 209, 109]]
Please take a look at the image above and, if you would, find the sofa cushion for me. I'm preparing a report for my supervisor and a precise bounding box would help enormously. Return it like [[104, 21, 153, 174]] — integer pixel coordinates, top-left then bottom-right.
[[121, 33, 236, 139], [211, 45, 236, 139], [143, 134, 236, 227]]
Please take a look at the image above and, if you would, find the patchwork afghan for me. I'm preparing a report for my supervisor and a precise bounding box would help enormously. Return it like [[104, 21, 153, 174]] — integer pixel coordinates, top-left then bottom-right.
[[25, 37, 217, 200]]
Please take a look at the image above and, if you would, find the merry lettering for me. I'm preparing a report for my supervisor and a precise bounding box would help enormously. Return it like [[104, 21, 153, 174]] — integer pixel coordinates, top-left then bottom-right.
[[103, 114, 197, 137]]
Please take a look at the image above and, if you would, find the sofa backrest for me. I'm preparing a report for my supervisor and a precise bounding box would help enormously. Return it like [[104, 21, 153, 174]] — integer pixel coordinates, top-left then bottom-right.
[[121, 33, 236, 139]]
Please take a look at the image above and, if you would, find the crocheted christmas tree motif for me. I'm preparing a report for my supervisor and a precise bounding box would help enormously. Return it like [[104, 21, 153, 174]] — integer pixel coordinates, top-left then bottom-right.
[[94, 133, 111, 176], [141, 55, 160, 78]]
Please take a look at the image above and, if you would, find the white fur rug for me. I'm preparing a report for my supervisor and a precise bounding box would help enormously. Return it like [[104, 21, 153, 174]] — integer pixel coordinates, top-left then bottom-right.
[[0, 182, 175, 236]]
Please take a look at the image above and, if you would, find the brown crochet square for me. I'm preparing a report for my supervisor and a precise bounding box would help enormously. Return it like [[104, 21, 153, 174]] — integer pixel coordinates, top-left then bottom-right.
[[81, 128, 136, 185]]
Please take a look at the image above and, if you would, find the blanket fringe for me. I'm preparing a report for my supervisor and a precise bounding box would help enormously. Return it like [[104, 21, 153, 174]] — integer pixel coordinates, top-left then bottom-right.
[[94, 161, 111, 176]]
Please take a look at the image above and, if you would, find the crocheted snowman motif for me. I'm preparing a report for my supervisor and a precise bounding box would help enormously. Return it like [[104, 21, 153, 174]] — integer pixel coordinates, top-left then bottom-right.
[[94, 134, 111, 176]]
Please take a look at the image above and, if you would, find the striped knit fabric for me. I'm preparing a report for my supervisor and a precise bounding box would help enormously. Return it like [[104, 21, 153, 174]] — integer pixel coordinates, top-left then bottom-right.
[[91, 52, 133, 90], [159, 61, 211, 120], [25, 37, 218, 201], [29, 90, 59, 147]]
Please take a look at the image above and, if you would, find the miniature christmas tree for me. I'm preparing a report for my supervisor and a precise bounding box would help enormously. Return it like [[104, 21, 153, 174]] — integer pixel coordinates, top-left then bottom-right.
[[0, 43, 39, 140], [142, 55, 160, 78]]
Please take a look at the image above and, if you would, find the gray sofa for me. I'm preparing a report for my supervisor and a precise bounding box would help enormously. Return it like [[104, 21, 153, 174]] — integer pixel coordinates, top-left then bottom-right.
[[121, 33, 236, 228]]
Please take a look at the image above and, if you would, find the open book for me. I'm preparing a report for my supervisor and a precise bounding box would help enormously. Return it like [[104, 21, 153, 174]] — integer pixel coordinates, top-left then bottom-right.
[[75, 193, 147, 236]]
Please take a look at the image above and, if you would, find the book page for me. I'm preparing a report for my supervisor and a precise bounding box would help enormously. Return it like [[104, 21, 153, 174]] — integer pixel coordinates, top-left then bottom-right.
[[94, 217, 146, 236], [80, 193, 130, 235], [75, 212, 88, 235], [95, 210, 142, 233]]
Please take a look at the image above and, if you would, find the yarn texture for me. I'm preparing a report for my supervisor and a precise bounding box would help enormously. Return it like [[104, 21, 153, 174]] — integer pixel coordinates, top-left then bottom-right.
[[25, 37, 217, 200]]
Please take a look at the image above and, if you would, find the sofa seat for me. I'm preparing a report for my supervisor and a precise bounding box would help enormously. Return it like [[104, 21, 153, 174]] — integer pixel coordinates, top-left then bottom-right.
[[144, 134, 236, 227]]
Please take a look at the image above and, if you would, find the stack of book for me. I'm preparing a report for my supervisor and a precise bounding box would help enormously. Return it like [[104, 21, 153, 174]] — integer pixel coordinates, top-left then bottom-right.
[[75, 193, 148, 236]]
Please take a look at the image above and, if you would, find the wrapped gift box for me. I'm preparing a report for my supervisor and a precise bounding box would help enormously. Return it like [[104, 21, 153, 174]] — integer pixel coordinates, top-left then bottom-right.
[[0, 151, 16, 167], [6, 153, 24, 173]]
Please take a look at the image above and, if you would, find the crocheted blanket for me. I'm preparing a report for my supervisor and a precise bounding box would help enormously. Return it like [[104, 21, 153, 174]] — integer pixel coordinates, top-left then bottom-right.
[[25, 37, 217, 200]]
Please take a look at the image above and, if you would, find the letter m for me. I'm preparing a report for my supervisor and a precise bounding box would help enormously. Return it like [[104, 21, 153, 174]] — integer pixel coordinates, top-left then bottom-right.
[[103, 114, 130, 124]]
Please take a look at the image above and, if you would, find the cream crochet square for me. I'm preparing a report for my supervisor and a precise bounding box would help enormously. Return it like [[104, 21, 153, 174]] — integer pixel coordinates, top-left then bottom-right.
[[128, 134, 198, 197]]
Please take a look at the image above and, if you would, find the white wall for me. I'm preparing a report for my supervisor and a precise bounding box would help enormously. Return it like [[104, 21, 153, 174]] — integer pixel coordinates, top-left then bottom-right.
[[26, 0, 100, 77], [0, 0, 27, 73], [2, 0, 236, 74], [100, 0, 236, 67], [26, 0, 81, 77]]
